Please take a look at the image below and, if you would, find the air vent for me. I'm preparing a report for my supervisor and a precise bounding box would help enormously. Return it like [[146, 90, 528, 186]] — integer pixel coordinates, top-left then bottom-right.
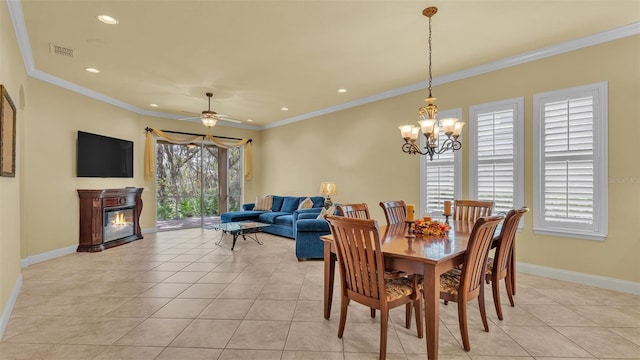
[[49, 43, 73, 57]]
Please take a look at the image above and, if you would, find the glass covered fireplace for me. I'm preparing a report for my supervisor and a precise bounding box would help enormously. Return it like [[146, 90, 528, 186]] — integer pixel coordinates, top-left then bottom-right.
[[104, 207, 135, 242], [78, 188, 144, 252]]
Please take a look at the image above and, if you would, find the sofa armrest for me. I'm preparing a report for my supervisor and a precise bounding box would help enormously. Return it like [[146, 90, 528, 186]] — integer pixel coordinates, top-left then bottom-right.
[[292, 207, 322, 221], [243, 203, 255, 211]]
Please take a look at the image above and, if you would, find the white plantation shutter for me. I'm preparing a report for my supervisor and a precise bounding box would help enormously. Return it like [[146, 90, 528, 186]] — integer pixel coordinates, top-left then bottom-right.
[[420, 109, 462, 216], [534, 82, 607, 240], [425, 161, 455, 213], [470, 98, 524, 215]]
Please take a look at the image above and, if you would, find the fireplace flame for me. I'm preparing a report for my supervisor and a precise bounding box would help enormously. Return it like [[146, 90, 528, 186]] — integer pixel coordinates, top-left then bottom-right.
[[113, 212, 126, 226]]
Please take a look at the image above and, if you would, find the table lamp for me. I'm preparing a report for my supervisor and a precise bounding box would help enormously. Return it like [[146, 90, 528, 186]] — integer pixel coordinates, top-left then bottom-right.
[[319, 182, 337, 209]]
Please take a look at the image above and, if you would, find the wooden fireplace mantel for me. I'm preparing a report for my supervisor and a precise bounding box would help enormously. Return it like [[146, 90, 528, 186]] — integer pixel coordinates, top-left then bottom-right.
[[77, 188, 143, 252]]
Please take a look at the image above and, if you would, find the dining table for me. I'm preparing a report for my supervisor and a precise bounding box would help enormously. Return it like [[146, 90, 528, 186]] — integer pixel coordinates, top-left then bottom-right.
[[320, 219, 477, 360]]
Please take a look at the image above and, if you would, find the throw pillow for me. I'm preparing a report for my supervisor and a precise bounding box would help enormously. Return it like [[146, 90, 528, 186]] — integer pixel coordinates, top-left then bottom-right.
[[317, 205, 336, 219], [298, 197, 313, 210], [254, 195, 273, 211]]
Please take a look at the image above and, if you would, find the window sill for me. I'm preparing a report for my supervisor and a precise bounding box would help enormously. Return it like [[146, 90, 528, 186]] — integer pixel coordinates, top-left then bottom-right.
[[533, 227, 606, 241]]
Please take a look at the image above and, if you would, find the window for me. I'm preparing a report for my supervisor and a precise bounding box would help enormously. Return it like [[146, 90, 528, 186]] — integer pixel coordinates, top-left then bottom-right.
[[155, 141, 243, 231], [533, 82, 607, 240], [420, 108, 462, 216], [469, 98, 524, 215]]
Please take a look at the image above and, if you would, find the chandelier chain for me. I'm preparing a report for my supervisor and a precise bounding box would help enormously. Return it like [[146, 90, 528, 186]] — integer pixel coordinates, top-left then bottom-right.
[[428, 15, 433, 98]]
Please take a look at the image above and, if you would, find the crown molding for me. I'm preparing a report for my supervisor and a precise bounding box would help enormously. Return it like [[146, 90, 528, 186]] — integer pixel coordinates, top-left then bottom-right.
[[266, 21, 639, 129], [7, 0, 639, 131]]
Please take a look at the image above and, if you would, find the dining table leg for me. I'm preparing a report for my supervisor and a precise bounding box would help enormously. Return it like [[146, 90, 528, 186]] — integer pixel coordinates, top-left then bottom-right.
[[424, 267, 439, 360], [323, 241, 336, 319]]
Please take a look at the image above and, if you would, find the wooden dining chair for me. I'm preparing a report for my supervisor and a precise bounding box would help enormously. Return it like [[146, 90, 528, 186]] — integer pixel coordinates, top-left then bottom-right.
[[339, 203, 410, 319], [378, 200, 407, 225], [337, 203, 371, 219], [326, 215, 423, 360], [452, 200, 494, 222], [440, 215, 504, 351], [486, 207, 529, 320]]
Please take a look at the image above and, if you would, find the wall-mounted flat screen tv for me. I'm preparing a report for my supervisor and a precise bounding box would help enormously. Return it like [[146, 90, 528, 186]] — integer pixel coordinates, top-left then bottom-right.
[[77, 131, 134, 178]]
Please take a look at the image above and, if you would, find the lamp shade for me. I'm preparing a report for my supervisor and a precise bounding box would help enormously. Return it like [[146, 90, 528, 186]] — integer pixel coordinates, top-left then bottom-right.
[[319, 182, 337, 196]]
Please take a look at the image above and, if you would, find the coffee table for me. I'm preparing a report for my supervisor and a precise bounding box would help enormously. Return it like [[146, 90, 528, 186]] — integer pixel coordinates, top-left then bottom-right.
[[207, 221, 269, 250]]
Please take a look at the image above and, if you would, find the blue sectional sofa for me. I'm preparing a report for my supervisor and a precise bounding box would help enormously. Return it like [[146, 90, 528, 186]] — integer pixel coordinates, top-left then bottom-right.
[[221, 195, 326, 239]]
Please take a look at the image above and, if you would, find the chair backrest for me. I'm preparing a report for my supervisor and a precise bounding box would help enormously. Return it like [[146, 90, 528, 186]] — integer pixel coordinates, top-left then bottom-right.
[[378, 200, 407, 225], [453, 200, 494, 222], [337, 203, 371, 219], [326, 215, 385, 302], [492, 207, 529, 277], [458, 215, 504, 301]]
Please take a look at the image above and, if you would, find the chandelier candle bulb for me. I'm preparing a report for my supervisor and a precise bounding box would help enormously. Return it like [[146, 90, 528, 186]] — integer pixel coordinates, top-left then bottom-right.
[[399, 125, 414, 139], [419, 119, 435, 136], [441, 118, 457, 134], [407, 204, 415, 221], [410, 127, 420, 140], [453, 122, 465, 136]]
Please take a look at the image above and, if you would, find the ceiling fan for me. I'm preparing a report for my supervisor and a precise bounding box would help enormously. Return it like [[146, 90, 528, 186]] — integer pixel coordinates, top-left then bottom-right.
[[178, 92, 242, 125]]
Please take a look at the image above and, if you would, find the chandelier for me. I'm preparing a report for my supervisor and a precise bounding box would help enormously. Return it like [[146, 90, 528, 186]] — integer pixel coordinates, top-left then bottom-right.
[[399, 6, 463, 160]]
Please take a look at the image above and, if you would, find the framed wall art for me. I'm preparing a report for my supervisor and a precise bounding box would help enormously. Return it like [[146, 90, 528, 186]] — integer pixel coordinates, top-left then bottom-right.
[[1, 85, 17, 177]]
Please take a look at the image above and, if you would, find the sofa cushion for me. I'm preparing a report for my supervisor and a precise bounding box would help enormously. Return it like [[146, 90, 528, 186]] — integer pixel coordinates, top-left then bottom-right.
[[316, 205, 336, 219], [274, 214, 294, 227], [221, 210, 264, 223], [281, 196, 301, 213], [254, 195, 273, 211], [271, 196, 284, 212], [311, 196, 326, 208], [298, 197, 313, 210], [258, 212, 289, 224]]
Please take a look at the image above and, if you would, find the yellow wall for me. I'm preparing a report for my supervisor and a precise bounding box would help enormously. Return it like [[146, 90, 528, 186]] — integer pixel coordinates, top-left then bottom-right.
[[0, 0, 27, 318], [260, 36, 640, 282]]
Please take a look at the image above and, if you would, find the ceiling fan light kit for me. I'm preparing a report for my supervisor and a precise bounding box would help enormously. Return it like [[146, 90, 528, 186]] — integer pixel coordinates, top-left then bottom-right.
[[201, 92, 219, 128]]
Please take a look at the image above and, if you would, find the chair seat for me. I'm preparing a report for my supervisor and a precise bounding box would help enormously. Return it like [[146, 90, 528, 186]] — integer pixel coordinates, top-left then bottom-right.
[[385, 277, 415, 301], [440, 268, 462, 296]]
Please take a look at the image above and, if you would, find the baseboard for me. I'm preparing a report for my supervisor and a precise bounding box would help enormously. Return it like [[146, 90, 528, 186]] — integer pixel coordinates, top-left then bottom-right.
[[20, 245, 77, 268], [518, 262, 640, 295], [0, 273, 22, 340], [20, 229, 158, 268], [142, 227, 157, 234]]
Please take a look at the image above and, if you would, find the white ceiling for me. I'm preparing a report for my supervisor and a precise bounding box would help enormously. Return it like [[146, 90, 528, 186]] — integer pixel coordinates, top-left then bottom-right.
[[9, 1, 640, 129]]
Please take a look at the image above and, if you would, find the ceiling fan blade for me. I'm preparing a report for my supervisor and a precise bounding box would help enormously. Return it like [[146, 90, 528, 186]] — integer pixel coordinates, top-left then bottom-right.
[[177, 115, 200, 121], [217, 117, 242, 124], [177, 115, 242, 124], [179, 110, 202, 115]]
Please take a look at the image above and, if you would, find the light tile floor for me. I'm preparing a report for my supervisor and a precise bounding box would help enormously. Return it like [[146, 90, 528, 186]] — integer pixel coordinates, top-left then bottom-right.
[[1, 229, 639, 360]]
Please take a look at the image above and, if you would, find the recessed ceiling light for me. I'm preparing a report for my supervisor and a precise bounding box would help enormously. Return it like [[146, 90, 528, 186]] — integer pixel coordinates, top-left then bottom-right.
[[246, 119, 253, 122], [149, 104, 158, 107], [85, 67, 100, 73], [97, 15, 119, 25], [281, 107, 289, 111], [338, 89, 347, 93]]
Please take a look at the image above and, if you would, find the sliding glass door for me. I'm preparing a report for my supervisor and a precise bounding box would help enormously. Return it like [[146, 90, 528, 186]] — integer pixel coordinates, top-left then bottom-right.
[[155, 140, 242, 230]]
